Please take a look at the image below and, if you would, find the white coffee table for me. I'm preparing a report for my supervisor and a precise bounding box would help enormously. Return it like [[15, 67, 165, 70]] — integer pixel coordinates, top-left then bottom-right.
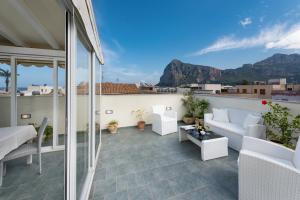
[[179, 125, 228, 161]]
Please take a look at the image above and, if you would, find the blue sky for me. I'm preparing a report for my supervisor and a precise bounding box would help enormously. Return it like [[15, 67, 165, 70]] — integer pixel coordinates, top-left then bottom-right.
[[93, 0, 300, 84], [1, 0, 300, 88]]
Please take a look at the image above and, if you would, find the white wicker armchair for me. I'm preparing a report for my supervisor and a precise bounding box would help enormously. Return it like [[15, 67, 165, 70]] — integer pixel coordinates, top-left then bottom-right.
[[239, 136, 300, 200], [152, 105, 177, 136]]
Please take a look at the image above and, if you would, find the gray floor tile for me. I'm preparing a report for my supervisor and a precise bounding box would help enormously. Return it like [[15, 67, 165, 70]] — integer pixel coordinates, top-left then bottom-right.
[[92, 126, 238, 200]]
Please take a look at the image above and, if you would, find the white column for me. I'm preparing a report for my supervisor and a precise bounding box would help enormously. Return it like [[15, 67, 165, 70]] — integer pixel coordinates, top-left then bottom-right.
[[90, 52, 96, 168], [10, 56, 17, 126], [53, 59, 58, 147], [66, 11, 77, 200]]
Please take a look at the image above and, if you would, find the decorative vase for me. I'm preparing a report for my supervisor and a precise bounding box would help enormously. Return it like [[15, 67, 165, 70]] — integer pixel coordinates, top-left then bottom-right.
[[107, 125, 118, 134], [137, 121, 145, 130], [183, 116, 195, 124]]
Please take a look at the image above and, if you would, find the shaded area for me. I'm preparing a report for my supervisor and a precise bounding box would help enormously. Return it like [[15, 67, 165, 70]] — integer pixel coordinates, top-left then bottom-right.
[[0, 151, 64, 200], [90, 125, 238, 200]]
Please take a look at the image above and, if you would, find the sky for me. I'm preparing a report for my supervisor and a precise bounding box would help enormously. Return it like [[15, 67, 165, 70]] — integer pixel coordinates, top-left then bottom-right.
[[93, 0, 300, 84], [1, 0, 300, 88]]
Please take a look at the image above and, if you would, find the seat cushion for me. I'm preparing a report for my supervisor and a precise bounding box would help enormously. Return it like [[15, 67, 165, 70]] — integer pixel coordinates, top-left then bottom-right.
[[243, 114, 262, 129], [212, 108, 230, 123], [207, 119, 246, 135]]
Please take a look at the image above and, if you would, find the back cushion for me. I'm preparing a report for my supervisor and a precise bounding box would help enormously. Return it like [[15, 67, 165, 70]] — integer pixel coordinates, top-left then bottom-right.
[[243, 114, 262, 129], [212, 108, 230, 123], [152, 105, 166, 115], [228, 108, 261, 125], [293, 138, 300, 170]]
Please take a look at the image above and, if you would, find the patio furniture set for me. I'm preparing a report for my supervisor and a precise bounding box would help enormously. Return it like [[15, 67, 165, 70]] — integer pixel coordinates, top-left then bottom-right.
[[152, 105, 300, 200], [0, 117, 48, 186]]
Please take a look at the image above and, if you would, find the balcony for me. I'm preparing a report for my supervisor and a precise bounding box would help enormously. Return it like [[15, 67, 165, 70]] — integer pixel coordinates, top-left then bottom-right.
[[1, 92, 300, 200], [90, 125, 238, 200]]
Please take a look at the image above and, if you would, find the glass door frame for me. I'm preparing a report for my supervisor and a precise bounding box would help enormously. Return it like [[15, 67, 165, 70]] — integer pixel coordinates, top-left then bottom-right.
[[66, 10, 101, 200]]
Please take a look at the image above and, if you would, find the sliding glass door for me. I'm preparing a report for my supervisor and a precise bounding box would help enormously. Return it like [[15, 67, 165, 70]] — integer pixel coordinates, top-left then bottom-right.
[[76, 34, 91, 198]]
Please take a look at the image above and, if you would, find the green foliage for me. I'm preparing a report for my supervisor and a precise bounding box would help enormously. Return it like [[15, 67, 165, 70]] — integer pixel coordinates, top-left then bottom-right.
[[181, 92, 209, 119], [240, 79, 249, 85], [263, 102, 300, 149], [35, 125, 53, 141], [108, 120, 118, 126]]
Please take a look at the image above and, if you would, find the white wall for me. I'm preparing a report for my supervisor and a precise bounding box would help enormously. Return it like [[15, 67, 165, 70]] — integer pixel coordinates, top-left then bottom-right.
[[100, 94, 185, 128], [1, 94, 299, 132], [195, 94, 300, 116]]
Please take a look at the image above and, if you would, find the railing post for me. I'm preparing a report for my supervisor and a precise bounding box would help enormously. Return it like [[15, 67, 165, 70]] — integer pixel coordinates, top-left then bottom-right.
[[10, 56, 17, 126]]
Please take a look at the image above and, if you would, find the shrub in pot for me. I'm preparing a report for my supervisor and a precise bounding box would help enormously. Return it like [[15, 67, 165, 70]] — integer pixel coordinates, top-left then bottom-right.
[[107, 120, 118, 134], [262, 100, 300, 149], [182, 92, 209, 125], [132, 109, 147, 131]]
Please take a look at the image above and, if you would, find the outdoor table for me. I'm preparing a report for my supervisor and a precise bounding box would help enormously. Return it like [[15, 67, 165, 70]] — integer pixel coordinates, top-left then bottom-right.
[[0, 125, 37, 160]]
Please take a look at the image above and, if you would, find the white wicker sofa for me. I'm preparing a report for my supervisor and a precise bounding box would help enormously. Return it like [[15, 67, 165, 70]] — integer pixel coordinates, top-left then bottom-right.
[[239, 136, 300, 200], [204, 108, 266, 151]]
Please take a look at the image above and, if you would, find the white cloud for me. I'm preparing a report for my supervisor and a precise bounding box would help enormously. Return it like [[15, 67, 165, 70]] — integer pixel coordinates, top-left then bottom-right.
[[102, 44, 160, 84], [240, 17, 252, 27], [190, 23, 300, 56]]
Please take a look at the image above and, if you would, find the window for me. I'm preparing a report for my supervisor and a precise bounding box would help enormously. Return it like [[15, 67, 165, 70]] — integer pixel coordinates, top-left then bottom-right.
[[242, 89, 247, 93], [287, 88, 292, 91], [254, 89, 257, 94], [0, 62, 11, 127], [260, 89, 266, 95]]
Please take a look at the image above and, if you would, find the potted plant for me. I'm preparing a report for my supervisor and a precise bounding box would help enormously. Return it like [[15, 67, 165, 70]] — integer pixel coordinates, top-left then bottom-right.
[[182, 92, 196, 124], [193, 99, 209, 126], [182, 92, 209, 125], [132, 109, 147, 130], [262, 100, 300, 149], [107, 120, 118, 134]]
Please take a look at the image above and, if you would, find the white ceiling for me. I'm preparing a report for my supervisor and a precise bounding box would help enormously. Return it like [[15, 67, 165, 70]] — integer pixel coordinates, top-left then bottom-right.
[[0, 0, 65, 50]]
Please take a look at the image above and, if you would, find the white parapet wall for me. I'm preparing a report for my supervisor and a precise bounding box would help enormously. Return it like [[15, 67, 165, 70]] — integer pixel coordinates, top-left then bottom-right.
[[101, 94, 186, 128], [195, 94, 300, 116], [1, 94, 299, 132]]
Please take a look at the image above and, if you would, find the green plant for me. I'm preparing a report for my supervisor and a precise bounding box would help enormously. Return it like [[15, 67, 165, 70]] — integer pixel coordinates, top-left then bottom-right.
[[108, 120, 118, 126], [35, 125, 53, 141], [193, 99, 209, 119], [262, 101, 300, 149], [182, 92, 194, 117], [131, 109, 146, 121], [181, 92, 209, 119]]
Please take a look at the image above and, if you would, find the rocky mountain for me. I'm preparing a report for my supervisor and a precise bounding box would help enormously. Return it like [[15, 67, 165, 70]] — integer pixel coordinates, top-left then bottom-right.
[[157, 53, 300, 86]]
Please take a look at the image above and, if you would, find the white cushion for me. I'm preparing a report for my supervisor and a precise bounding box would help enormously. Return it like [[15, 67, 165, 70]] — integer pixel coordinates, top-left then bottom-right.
[[212, 108, 230, 123], [243, 114, 262, 129], [293, 139, 300, 170], [206, 119, 246, 135]]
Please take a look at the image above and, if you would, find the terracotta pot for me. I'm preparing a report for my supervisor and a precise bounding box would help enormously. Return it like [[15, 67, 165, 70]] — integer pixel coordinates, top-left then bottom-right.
[[183, 116, 195, 124], [107, 124, 118, 134], [137, 121, 145, 130]]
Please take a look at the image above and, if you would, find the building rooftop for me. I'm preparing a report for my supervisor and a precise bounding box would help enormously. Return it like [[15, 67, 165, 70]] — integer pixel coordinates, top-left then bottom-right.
[[101, 82, 139, 95]]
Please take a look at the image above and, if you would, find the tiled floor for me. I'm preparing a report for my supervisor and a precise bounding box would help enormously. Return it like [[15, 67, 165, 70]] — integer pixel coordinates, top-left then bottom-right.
[[90, 125, 239, 200], [0, 151, 64, 200]]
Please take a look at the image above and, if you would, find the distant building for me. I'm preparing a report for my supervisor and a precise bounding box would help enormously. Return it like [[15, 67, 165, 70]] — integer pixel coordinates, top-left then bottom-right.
[[184, 84, 221, 94], [253, 81, 266, 85], [21, 84, 53, 96], [136, 82, 156, 93], [268, 78, 287, 85]]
